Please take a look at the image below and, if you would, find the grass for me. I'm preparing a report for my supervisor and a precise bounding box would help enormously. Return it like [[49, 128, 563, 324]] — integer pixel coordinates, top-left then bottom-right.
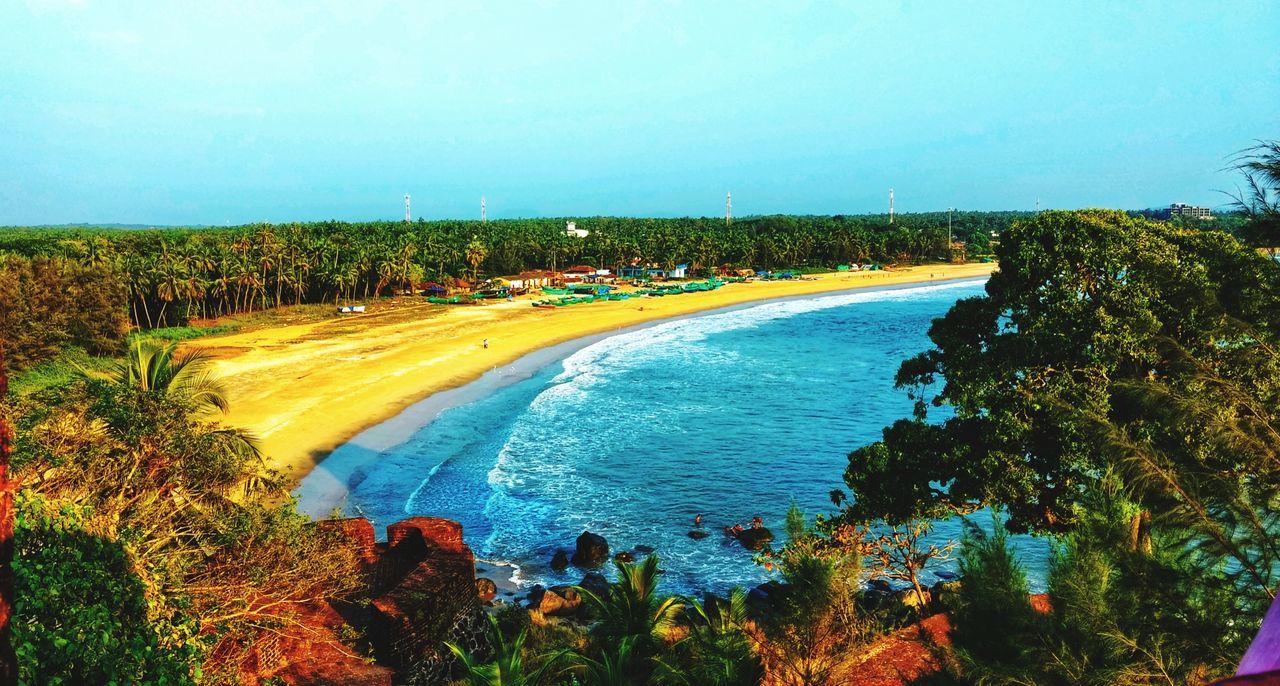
[[10, 347, 117, 396], [127, 323, 241, 344]]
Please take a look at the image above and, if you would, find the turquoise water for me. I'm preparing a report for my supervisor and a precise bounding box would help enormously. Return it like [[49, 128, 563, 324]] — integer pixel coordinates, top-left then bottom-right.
[[337, 279, 1049, 594]]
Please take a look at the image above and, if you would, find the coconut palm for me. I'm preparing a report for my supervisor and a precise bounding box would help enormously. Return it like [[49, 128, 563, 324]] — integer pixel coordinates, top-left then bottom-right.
[[445, 613, 567, 686], [82, 337, 232, 416], [575, 555, 684, 653], [466, 238, 489, 283]]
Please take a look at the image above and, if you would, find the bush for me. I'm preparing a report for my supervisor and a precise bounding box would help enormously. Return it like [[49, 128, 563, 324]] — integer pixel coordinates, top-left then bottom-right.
[[13, 493, 200, 684]]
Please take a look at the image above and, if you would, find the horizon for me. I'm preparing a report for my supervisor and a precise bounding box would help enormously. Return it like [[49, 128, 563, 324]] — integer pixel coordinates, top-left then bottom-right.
[[2, 2, 1276, 225]]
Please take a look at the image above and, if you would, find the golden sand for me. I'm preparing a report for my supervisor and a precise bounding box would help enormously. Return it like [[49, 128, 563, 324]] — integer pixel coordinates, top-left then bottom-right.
[[195, 263, 995, 485]]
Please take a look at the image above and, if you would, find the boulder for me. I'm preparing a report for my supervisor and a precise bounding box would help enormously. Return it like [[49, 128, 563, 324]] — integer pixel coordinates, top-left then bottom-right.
[[550, 549, 570, 572], [571, 531, 609, 567], [527, 585, 582, 617], [579, 572, 609, 597], [687, 530, 709, 540], [476, 578, 497, 602], [613, 551, 635, 563], [532, 583, 583, 616], [868, 578, 893, 593], [634, 544, 655, 554], [733, 527, 774, 551]]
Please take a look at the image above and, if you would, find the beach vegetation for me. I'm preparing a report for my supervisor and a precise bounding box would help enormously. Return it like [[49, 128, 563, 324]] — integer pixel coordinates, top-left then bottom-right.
[[3, 356, 364, 681], [840, 209, 1279, 682]]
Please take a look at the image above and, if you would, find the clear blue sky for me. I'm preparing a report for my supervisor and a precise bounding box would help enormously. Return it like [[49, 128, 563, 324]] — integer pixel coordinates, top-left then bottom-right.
[[1, 1, 1277, 225]]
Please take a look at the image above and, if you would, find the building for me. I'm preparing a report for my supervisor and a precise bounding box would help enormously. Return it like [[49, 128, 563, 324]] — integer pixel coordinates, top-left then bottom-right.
[[1169, 203, 1213, 220], [562, 264, 598, 283], [565, 221, 590, 238]]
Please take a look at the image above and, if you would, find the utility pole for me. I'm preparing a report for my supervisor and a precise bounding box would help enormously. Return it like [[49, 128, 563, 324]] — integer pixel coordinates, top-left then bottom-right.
[[481, 196, 487, 223], [948, 207, 953, 249], [404, 194, 411, 222], [1035, 197, 1040, 214], [725, 192, 732, 225], [889, 188, 895, 224]]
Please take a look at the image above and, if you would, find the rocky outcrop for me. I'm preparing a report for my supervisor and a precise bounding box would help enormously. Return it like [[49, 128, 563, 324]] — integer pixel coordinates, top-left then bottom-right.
[[550, 549, 570, 571], [733, 527, 774, 550], [527, 584, 583, 616], [688, 529, 709, 540], [476, 578, 497, 602], [579, 572, 609, 597], [614, 551, 634, 563], [571, 531, 609, 567]]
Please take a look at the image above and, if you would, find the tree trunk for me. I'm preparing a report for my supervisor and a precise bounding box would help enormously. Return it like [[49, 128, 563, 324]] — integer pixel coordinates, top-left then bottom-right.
[[0, 349, 20, 684]]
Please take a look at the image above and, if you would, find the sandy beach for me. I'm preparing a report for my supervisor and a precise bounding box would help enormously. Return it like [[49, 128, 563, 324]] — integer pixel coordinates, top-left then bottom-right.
[[195, 262, 995, 487]]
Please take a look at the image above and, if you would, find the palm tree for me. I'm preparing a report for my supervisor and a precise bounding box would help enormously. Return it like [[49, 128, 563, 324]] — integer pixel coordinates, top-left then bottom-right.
[[656, 588, 763, 686], [466, 239, 489, 283], [82, 337, 231, 416], [575, 555, 683, 652], [563, 636, 645, 686], [445, 613, 567, 686]]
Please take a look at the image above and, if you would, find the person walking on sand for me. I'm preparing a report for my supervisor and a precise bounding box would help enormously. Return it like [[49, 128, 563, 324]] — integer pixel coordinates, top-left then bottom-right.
[[482, 338, 489, 349]]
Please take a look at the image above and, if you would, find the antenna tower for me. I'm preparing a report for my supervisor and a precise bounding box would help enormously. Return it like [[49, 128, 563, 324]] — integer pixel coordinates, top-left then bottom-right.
[[889, 188, 895, 224], [725, 192, 732, 225], [404, 194, 411, 222], [481, 196, 487, 222]]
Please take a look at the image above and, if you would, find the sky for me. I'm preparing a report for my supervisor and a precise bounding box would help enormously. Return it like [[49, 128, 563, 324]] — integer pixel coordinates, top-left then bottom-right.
[[1, 1, 1277, 225]]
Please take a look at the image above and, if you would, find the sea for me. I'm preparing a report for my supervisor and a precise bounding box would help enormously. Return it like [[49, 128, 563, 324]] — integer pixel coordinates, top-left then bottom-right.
[[303, 278, 1050, 595]]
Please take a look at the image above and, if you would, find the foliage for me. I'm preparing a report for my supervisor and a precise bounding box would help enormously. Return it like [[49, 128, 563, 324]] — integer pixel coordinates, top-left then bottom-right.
[[841, 211, 1280, 557], [0, 212, 1027, 330], [949, 481, 1252, 685], [1224, 139, 1280, 249], [13, 492, 200, 685], [656, 588, 763, 686], [949, 512, 1039, 672], [864, 520, 955, 609], [445, 613, 567, 686], [0, 253, 129, 369], [6, 369, 363, 680], [575, 556, 684, 664], [752, 504, 869, 686], [82, 337, 236, 418]]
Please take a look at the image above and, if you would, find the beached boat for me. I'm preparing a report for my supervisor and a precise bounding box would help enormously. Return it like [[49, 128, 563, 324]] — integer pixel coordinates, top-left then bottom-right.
[[428, 296, 461, 304], [541, 287, 570, 295]]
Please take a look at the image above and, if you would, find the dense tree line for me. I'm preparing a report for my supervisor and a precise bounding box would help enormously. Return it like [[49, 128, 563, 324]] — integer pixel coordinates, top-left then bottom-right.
[[0, 212, 1020, 332], [0, 255, 129, 369]]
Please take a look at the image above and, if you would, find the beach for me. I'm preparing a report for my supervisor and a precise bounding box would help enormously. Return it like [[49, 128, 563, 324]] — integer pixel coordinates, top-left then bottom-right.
[[196, 262, 995, 487]]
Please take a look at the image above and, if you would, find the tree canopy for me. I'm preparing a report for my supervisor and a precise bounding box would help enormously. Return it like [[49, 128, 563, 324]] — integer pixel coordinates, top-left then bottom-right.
[[842, 210, 1280, 593]]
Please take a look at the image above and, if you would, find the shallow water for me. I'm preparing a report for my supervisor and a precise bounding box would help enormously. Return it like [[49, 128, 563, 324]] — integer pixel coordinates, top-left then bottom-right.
[[330, 279, 1050, 594]]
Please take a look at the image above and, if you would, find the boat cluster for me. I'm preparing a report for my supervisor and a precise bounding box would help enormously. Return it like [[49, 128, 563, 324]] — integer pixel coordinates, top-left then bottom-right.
[[530, 278, 736, 309]]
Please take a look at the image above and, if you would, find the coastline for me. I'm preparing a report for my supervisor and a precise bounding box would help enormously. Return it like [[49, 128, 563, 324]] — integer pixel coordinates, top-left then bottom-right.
[[196, 262, 996, 493]]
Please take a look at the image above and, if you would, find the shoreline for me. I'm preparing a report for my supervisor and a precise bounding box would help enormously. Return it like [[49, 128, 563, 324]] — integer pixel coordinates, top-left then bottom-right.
[[196, 262, 996, 496]]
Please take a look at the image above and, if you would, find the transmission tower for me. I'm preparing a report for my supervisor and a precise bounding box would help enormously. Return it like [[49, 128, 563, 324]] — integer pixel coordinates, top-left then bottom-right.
[[481, 196, 487, 222], [889, 188, 895, 224], [404, 194, 411, 222], [725, 192, 732, 225]]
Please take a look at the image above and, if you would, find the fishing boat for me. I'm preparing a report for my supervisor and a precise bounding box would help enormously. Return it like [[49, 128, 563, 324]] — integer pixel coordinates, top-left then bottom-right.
[[427, 296, 461, 304]]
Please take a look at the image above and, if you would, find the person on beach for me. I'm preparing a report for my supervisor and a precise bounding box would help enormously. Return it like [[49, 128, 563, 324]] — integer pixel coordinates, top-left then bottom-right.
[[751, 515, 763, 529], [694, 514, 702, 527], [482, 338, 489, 349]]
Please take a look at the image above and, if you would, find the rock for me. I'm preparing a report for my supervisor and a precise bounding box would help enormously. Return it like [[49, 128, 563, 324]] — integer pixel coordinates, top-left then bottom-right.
[[687, 530, 709, 540], [733, 527, 774, 551], [476, 578, 497, 602], [933, 569, 960, 582], [579, 572, 609, 597], [614, 551, 635, 563], [550, 549, 570, 572], [527, 585, 582, 617], [571, 531, 609, 567], [897, 588, 932, 610], [634, 544, 655, 554], [868, 579, 893, 593], [931, 581, 962, 610]]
